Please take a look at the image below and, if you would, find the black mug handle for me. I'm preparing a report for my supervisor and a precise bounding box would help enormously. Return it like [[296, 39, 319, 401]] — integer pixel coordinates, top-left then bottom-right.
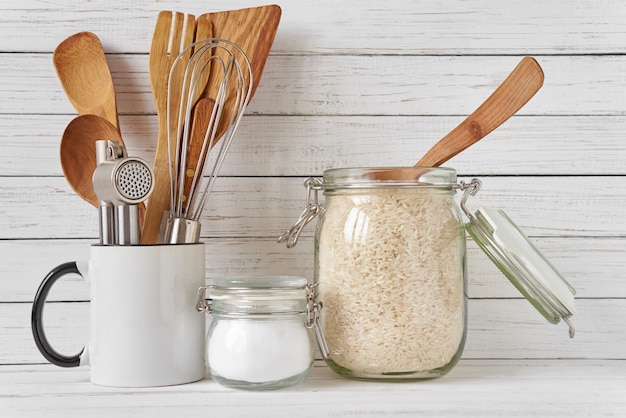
[[31, 262, 85, 367]]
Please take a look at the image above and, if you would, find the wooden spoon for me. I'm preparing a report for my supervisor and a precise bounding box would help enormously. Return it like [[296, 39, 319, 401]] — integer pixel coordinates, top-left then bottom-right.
[[415, 57, 544, 167], [53, 32, 120, 130], [60, 114, 123, 206], [60, 115, 147, 224]]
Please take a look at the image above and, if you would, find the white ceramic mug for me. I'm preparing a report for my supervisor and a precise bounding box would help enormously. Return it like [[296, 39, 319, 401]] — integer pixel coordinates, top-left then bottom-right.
[[31, 244, 206, 387]]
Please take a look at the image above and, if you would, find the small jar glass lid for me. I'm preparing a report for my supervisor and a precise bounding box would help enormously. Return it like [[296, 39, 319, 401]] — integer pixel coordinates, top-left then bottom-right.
[[206, 276, 309, 316], [465, 205, 577, 338]]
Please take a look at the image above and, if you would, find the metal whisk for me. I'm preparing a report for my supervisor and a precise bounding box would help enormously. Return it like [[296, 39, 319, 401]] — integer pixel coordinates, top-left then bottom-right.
[[162, 38, 252, 243]]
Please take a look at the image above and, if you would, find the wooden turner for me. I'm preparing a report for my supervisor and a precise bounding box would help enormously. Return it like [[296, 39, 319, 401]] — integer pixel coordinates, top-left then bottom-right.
[[53, 32, 120, 130], [181, 97, 216, 211], [199, 5, 281, 139]]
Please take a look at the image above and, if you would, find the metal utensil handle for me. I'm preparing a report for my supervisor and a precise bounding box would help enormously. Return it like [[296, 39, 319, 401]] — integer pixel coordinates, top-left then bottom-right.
[[116, 205, 141, 245]]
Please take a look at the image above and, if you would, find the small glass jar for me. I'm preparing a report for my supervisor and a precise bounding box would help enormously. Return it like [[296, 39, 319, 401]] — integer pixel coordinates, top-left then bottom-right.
[[196, 276, 316, 390], [314, 167, 467, 380]]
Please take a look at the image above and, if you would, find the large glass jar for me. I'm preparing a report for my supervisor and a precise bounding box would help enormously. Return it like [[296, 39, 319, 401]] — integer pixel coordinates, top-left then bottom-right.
[[314, 167, 467, 380], [280, 167, 578, 381]]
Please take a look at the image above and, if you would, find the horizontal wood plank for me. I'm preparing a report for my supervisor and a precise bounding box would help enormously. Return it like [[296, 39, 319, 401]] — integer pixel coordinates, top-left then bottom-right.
[[1, 176, 624, 240], [1, 55, 625, 116], [2, 114, 625, 177], [1, 299, 620, 365], [1, 237, 623, 302], [1, 0, 624, 55]]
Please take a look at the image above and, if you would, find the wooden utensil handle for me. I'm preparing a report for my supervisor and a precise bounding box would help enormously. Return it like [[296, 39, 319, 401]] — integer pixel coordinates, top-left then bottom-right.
[[416, 57, 544, 167], [182, 99, 216, 212]]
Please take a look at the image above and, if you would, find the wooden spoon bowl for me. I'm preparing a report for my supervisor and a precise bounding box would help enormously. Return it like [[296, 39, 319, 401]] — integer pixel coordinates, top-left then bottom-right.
[[60, 114, 124, 206]]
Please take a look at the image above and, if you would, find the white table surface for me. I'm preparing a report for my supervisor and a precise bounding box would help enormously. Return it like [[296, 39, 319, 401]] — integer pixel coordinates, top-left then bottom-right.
[[1, 360, 624, 417]]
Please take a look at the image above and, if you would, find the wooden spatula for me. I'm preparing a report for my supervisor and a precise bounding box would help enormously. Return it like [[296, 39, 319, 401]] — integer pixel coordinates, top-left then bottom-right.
[[199, 5, 281, 139], [181, 97, 216, 213], [53, 32, 120, 130], [415, 57, 544, 167], [364, 58, 544, 182]]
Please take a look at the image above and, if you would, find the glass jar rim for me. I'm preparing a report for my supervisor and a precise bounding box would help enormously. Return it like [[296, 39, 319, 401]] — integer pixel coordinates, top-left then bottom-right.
[[208, 276, 309, 316], [322, 166, 457, 189], [213, 276, 308, 295]]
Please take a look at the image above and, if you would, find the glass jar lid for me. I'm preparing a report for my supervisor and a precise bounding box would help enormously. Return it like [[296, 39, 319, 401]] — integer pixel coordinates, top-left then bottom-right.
[[200, 276, 309, 316], [460, 179, 577, 338]]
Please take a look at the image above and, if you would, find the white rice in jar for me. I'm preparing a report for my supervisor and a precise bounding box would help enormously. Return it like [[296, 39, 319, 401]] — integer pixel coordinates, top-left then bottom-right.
[[316, 180, 466, 378]]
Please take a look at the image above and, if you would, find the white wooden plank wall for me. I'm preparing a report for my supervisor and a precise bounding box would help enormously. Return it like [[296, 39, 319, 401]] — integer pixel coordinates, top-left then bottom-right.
[[1, 0, 625, 366]]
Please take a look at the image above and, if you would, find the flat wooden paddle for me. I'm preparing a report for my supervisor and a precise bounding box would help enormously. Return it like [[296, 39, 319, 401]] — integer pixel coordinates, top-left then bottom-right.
[[180, 97, 216, 214], [53, 32, 120, 130], [199, 5, 281, 139], [363, 58, 544, 182]]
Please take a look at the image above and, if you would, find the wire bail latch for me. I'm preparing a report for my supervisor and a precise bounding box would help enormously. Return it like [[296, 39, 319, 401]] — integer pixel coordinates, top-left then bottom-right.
[[457, 178, 483, 222], [278, 177, 323, 248], [305, 282, 329, 359]]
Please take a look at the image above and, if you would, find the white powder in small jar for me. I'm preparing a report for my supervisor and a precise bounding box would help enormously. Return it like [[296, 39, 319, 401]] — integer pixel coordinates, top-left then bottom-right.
[[317, 186, 466, 377], [207, 317, 313, 384], [202, 276, 315, 389]]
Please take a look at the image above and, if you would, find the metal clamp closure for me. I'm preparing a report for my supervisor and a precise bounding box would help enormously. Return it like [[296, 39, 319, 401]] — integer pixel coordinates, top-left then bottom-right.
[[457, 178, 483, 222], [305, 282, 329, 359], [278, 177, 323, 248], [196, 286, 213, 313]]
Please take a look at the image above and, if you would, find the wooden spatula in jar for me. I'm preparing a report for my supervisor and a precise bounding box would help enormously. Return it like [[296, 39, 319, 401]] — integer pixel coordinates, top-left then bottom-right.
[[415, 57, 544, 167]]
